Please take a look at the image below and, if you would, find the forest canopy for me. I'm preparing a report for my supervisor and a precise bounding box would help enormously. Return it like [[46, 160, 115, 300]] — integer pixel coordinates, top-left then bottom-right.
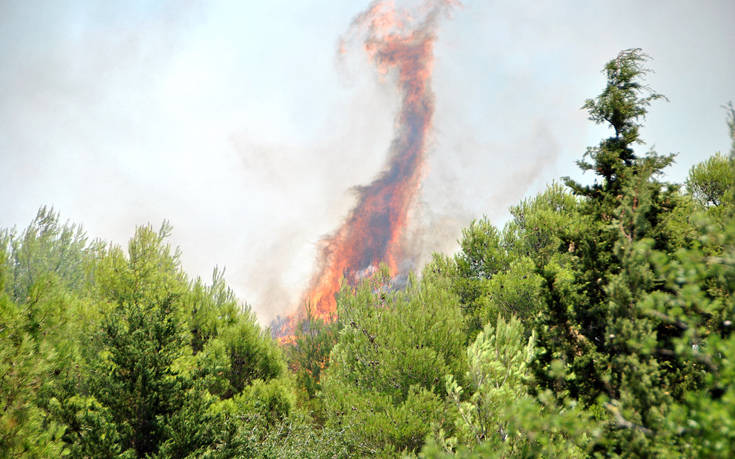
[[2, 49, 735, 457]]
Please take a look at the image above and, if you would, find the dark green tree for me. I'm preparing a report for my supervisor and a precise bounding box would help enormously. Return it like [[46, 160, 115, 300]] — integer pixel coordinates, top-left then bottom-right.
[[85, 223, 191, 456], [567, 49, 669, 204]]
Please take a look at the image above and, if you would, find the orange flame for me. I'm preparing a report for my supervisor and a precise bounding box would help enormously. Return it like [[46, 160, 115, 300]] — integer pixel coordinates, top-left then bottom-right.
[[274, 0, 457, 340]]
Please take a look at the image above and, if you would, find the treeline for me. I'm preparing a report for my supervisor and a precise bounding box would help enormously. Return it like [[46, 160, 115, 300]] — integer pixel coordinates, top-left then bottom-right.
[[2, 49, 734, 457]]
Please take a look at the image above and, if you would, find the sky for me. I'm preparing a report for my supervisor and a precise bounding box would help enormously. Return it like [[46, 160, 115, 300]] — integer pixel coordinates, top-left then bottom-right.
[[1, 0, 733, 323]]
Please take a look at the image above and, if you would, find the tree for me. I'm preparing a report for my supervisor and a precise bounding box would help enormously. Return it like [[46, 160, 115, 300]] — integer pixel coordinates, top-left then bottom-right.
[[84, 223, 191, 456], [2, 206, 95, 302], [687, 153, 735, 209], [321, 266, 466, 455], [426, 315, 595, 458], [451, 219, 508, 338], [446, 315, 536, 450], [566, 48, 671, 210], [0, 248, 66, 457], [0, 208, 98, 457], [641, 218, 735, 456], [285, 301, 339, 422]]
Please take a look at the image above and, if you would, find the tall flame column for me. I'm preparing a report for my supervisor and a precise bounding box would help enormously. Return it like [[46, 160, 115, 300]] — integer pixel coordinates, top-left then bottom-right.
[[279, 0, 456, 337]]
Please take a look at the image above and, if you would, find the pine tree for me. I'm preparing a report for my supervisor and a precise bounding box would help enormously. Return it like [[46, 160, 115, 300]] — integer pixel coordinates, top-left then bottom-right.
[[320, 266, 466, 455], [0, 248, 66, 457]]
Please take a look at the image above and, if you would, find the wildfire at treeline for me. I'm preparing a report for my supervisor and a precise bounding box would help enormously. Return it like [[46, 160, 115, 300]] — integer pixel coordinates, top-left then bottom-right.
[[273, 1, 454, 339], [5, 0, 735, 455]]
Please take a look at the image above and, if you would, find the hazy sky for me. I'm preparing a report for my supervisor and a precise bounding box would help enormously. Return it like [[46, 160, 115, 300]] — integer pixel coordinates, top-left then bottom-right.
[[1, 0, 733, 322]]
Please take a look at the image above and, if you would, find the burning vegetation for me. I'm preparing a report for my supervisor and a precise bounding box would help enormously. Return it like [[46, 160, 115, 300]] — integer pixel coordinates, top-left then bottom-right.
[[273, 0, 457, 339], [5, 1, 735, 453]]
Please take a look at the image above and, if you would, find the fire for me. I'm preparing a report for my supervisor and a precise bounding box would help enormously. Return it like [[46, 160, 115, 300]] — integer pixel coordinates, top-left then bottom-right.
[[274, 0, 457, 340]]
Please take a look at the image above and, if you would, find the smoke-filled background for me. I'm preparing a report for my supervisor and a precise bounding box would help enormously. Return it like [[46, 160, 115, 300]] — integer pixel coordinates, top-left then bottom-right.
[[1, 0, 733, 324]]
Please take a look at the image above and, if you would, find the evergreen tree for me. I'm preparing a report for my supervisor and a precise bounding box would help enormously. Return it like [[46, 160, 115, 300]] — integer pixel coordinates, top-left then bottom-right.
[[687, 153, 735, 209], [84, 223, 191, 456], [426, 316, 594, 458], [0, 246, 66, 457], [320, 266, 466, 455], [2, 48, 734, 458], [2, 206, 94, 303], [566, 49, 669, 205], [285, 302, 339, 423], [643, 219, 735, 456]]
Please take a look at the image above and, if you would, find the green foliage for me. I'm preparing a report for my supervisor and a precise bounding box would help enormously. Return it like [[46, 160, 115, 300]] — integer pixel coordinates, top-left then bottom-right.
[[479, 257, 546, 325], [186, 267, 242, 353], [0, 275, 66, 457], [582, 49, 666, 144], [452, 219, 508, 336], [431, 315, 595, 458], [285, 303, 339, 422], [221, 315, 285, 396], [2, 49, 734, 457], [81, 224, 192, 456], [436, 48, 734, 457], [0, 210, 95, 457], [323, 377, 444, 456], [641, 221, 735, 456], [686, 151, 735, 230], [48, 394, 123, 457], [445, 315, 537, 449], [188, 270, 286, 404], [504, 182, 584, 266], [320, 267, 465, 455], [2, 206, 95, 303], [329, 267, 465, 401], [0, 216, 290, 457], [687, 152, 735, 209], [566, 48, 673, 213], [447, 183, 586, 341]]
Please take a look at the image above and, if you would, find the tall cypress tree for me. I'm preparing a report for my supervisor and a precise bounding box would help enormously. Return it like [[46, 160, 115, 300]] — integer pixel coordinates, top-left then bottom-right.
[[551, 49, 684, 454], [566, 49, 669, 206]]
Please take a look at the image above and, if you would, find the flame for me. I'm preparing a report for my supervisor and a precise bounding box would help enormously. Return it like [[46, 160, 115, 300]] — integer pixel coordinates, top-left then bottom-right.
[[275, 0, 457, 340]]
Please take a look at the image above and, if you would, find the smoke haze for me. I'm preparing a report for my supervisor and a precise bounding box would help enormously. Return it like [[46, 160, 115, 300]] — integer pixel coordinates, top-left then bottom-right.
[[1, 1, 733, 323]]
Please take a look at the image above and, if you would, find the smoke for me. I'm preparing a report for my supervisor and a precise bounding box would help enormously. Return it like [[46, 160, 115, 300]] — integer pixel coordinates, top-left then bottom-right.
[[272, 0, 458, 334], [3, 1, 732, 329]]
